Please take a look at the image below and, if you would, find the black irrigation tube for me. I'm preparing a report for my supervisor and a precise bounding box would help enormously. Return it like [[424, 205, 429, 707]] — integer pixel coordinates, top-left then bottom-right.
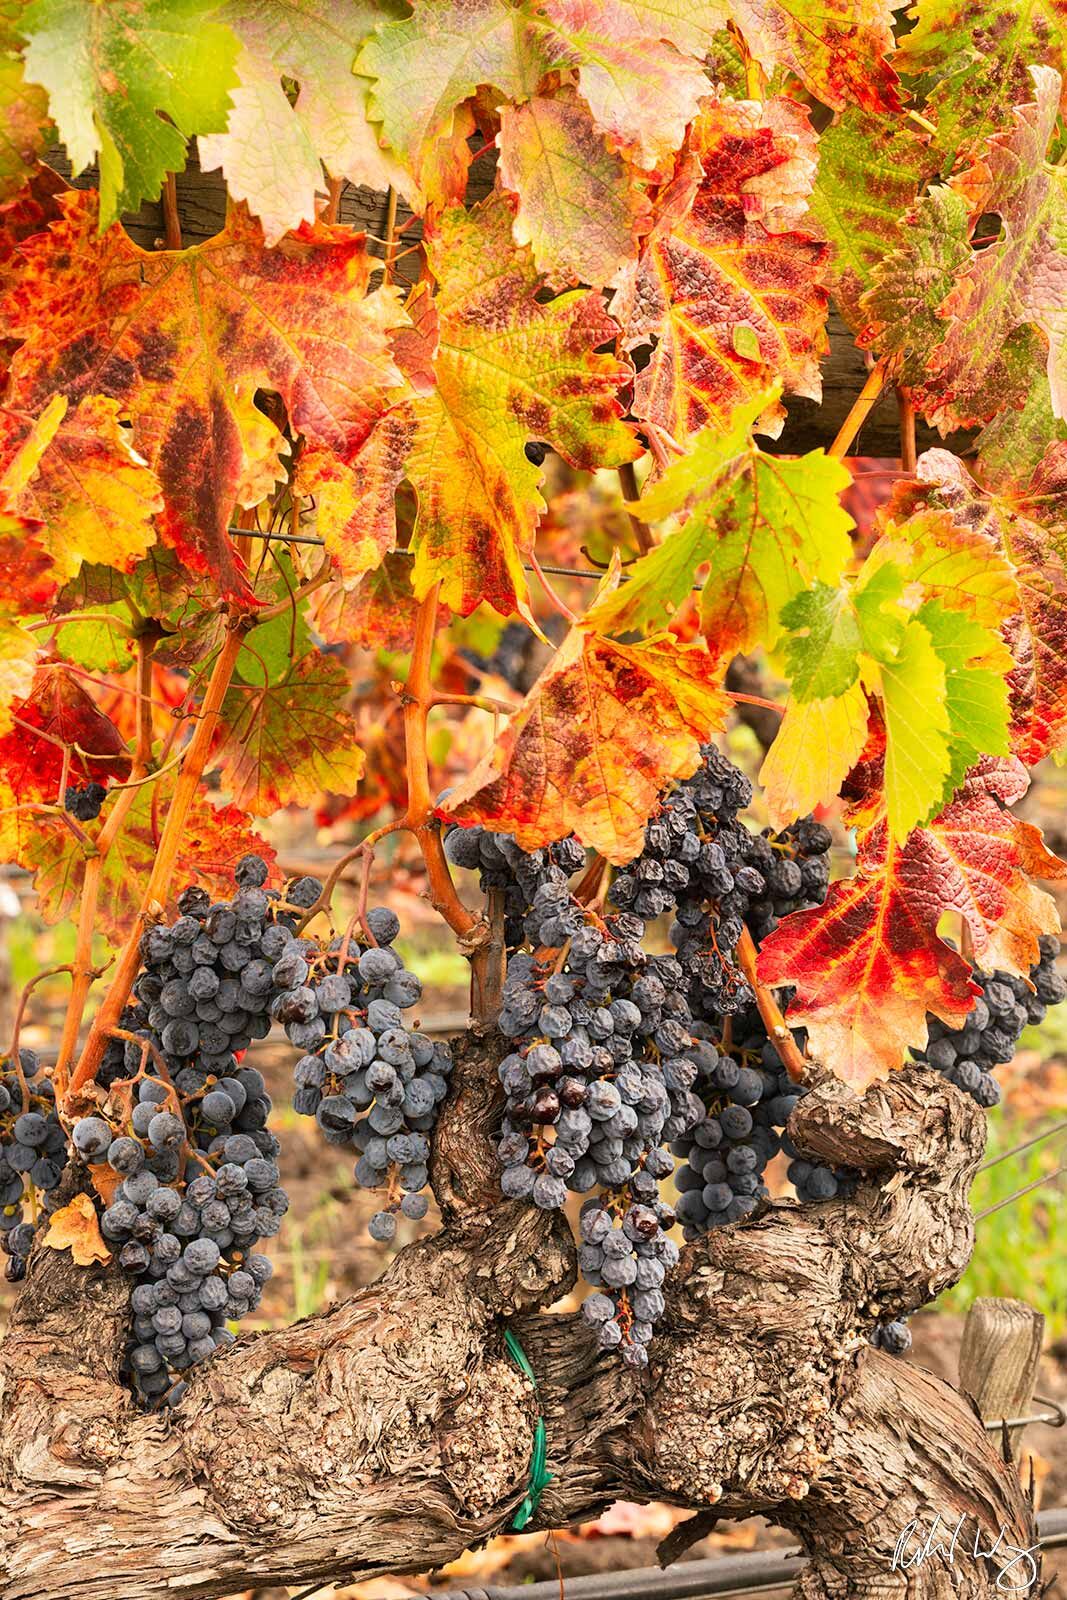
[[422, 1509, 1067, 1600]]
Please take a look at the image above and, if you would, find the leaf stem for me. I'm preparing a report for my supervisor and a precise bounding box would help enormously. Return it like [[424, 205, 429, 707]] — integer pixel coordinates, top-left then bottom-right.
[[162, 174, 182, 250], [618, 462, 652, 555], [736, 925, 806, 1083], [829, 358, 892, 459], [897, 388, 917, 473]]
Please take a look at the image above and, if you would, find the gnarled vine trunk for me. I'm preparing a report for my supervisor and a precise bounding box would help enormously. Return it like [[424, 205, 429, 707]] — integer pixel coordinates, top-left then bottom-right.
[[0, 1044, 1036, 1600]]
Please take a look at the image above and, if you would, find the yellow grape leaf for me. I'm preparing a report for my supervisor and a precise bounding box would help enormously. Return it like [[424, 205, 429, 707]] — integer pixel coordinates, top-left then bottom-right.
[[759, 681, 869, 828], [406, 194, 637, 618], [294, 407, 416, 587], [0, 393, 161, 582], [44, 1192, 111, 1266], [213, 649, 365, 816], [440, 626, 730, 863]]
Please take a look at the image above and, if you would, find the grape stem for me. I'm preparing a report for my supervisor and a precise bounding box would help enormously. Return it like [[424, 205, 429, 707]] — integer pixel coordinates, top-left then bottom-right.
[[736, 925, 807, 1084], [9, 966, 74, 1101], [61, 625, 248, 1107]]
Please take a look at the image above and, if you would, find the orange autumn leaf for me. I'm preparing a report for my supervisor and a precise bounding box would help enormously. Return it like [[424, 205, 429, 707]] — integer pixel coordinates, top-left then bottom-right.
[[440, 627, 730, 863], [1, 191, 411, 601], [758, 758, 1066, 1087], [43, 1192, 111, 1267]]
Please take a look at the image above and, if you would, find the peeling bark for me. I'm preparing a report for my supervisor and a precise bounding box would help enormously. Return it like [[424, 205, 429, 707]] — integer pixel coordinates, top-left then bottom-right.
[[0, 1050, 1037, 1600]]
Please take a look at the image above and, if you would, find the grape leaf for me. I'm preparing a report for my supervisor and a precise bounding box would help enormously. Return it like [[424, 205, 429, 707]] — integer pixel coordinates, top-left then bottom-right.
[[895, 0, 1067, 172], [439, 627, 730, 862], [12, 777, 277, 941], [294, 407, 416, 587], [611, 96, 829, 446], [198, 0, 409, 245], [357, 0, 545, 206], [588, 397, 854, 658], [20, 0, 239, 225], [759, 682, 870, 827], [0, 662, 131, 811], [44, 1192, 110, 1266], [758, 758, 1066, 1086], [729, 0, 901, 112], [917, 599, 1012, 794], [0, 394, 160, 582], [536, 0, 711, 171], [888, 447, 1067, 763], [212, 648, 365, 815], [497, 90, 648, 289], [2, 193, 411, 602], [0, 1, 49, 202], [911, 67, 1067, 432], [406, 194, 637, 618], [308, 550, 444, 651], [807, 108, 930, 331]]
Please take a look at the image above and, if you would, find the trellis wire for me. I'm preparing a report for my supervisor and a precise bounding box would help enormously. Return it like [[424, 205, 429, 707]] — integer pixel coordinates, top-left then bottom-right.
[[232, 523, 632, 587]]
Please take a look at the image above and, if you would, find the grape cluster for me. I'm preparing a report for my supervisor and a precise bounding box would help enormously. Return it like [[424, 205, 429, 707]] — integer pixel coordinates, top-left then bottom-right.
[[481, 822, 701, 1364], [444, 825, 586, 949], [913, 936, 1065, 1106], [0, 1050, 67, 1281], [64, 781, 107, 821], [72, 1074, 279, 1403], [67, 853, 335, 1402], [609, 749, 831, 1016], [672, 999, 856, 1234], [285, 906, 453, 1241]]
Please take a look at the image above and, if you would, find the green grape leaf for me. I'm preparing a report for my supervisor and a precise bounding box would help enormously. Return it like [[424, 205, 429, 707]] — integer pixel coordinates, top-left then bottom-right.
[[21, 0, 239, 225], [780, 582, 863, 700], [589, 403, 854, 662], [807, 107, 930, 331], [896, 0, 1067, 172], [917, 598, 1012, 800]]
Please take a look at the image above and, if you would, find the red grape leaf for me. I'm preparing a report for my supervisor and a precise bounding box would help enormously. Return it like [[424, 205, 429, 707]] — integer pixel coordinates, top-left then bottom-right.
[[212, 648, 365, 817], [758, 757, 1066, 1087], [440, 626, 730, 862], [1, 191, 411, 602], [406, 194, 638, 618], [611, 96, 829, 446], [0, 662, 131, 807], [730, 0, 900, 113]]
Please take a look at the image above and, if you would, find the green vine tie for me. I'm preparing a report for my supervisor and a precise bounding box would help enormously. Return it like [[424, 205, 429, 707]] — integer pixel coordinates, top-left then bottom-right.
[[504, 1327, 553, 1531]]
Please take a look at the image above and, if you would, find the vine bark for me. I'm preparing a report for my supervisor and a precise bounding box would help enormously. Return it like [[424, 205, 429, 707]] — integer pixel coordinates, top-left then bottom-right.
[[0, 1053, 1036, 1600]]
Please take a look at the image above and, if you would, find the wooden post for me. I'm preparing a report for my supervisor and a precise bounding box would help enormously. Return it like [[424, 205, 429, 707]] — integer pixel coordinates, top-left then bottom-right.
[[958, 1296, 1044, 1462]]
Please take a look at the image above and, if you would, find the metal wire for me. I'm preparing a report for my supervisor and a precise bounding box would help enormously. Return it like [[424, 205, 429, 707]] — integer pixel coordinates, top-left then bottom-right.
[[980, 1394, 1067, 1431], [233, 524, 625, 585], [419, 1509, 1067, 1600]]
